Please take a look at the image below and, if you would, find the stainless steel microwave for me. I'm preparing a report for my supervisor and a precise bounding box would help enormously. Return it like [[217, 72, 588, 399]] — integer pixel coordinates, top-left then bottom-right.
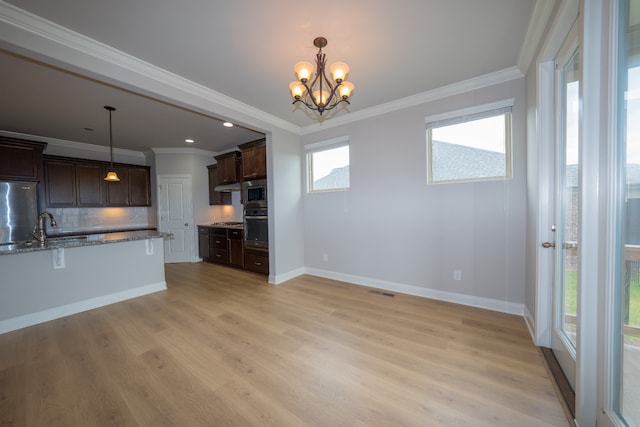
[[242, 179, 267, 209]]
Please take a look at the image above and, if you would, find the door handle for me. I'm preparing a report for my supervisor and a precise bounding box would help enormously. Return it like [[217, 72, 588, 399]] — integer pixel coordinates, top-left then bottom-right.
[[184, 223, 189, 226], [541, 242, 555, 248]]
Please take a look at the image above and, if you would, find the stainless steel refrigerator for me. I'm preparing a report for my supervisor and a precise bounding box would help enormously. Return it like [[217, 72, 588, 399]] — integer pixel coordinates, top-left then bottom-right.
[[0, 181, 39, 245]]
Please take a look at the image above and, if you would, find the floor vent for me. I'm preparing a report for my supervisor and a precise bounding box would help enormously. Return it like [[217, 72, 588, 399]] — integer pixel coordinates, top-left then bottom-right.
[[368, 290, 395, 298]]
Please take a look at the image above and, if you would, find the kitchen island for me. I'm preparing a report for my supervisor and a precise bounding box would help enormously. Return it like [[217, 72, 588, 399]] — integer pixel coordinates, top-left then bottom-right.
[[0, 230, 170, 334]]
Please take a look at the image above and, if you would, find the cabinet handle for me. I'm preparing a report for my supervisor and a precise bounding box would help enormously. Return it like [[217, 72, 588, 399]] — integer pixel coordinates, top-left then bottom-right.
[[255, 261, 262, 266]]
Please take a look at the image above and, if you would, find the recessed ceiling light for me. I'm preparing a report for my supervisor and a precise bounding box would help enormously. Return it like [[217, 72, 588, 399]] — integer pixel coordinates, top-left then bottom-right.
[[223, 122, 234, 128], [185, 138, 195, 143]]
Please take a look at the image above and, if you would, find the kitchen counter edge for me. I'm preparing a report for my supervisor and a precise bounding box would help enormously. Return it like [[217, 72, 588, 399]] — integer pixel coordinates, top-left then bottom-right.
[[0, 230, 171, 256]]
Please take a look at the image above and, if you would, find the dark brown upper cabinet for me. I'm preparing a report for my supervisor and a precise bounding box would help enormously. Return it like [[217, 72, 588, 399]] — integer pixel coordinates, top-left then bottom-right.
[[127, 166, 151, 206], [214, 151, 241, 185], [239, 138, 267, 181], [207, 164, 231, 205], [0, 137, 46, 182], [105, 164, 151, 207], [43, 155, 150, 207], [44, 158, 77, 207], [76, 162, 105, 206]]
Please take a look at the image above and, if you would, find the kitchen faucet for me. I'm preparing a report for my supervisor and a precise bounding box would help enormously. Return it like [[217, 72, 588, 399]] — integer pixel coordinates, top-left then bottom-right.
[[33, 211, 57, 242]]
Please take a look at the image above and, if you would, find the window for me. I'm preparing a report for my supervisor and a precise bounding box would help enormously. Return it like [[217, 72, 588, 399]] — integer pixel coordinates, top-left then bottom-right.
[[426, 101, 513, 184], [306, 137, 350, 192]]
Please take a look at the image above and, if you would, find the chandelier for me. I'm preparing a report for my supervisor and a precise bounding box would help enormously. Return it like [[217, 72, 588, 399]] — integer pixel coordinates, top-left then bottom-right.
[[289, 37, 354, 115]]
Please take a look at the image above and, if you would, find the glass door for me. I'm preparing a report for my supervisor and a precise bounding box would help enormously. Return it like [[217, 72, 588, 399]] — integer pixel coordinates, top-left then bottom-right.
[[610, 0, 640, 424], [551, 26, 580, 389]]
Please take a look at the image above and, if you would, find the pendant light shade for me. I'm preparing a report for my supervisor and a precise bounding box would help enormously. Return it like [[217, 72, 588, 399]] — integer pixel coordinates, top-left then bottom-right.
[[104, 106, 120, 182], [104, 170, 120, 181]]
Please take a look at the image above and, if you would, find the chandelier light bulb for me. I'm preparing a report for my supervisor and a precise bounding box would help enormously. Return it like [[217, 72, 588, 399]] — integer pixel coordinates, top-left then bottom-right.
[[289, 81, 304, 98], [339, 81, 354, 98], [294, 62, 314, 81], [313, 90, 330, 106], [330, 62, 349, 82]]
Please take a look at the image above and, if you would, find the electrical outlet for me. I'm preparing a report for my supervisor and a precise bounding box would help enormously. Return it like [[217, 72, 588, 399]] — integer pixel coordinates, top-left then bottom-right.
[[323, 253, 329, 262], [454, 270, 462, 281]]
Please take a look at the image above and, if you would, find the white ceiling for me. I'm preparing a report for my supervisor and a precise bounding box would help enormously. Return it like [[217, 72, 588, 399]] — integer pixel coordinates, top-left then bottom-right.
[[0, 0, 542, 154]]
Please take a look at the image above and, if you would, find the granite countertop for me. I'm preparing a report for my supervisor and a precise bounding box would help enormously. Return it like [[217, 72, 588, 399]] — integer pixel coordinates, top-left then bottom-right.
[[47, 226, 157, 238], [199, 222, 244, 230], [0, 230, 171, 256]]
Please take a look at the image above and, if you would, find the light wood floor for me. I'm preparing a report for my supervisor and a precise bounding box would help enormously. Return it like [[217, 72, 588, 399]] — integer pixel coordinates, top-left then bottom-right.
[[0, 262, 569, 426]]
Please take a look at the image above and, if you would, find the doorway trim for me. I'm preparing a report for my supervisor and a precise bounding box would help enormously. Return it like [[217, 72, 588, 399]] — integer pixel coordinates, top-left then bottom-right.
[[533, 0, 580, 349]]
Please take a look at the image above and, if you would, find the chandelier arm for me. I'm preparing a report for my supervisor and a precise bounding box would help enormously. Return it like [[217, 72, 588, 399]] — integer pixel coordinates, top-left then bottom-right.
[[298, 80, 321, 110], [323, 85, 349, 111]]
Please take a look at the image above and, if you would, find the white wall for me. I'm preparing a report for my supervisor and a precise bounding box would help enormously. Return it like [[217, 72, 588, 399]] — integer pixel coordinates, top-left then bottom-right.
[[301, 78, 527, 312], [268, 128, 305, 283]]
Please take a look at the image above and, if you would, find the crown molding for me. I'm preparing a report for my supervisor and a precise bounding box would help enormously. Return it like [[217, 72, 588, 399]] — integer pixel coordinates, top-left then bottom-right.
[[0, 129, 145, 158], [0, 2, 300, 135], [299, 67, 524, 135], [1, 1, 527, 139], [517, 0, 558, 73]]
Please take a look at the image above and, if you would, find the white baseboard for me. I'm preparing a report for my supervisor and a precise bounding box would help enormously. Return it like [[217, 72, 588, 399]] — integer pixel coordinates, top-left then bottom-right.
[[0, 282, 167, 335], [304, 267, 524, 316], [270, 267, 306, 285]]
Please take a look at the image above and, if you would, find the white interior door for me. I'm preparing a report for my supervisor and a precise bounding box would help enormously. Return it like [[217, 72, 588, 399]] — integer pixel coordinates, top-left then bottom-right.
[[549, 25, 579, 389], [158, 175, 194, 263]]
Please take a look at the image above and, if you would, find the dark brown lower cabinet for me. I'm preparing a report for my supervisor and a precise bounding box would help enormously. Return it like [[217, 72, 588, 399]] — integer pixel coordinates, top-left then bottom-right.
[[199, 226, 265, 274], [198, 226, 210, 261], [244, 248, 269, 275], [210, 228, 229, 265], [228, 229, 244, 268]]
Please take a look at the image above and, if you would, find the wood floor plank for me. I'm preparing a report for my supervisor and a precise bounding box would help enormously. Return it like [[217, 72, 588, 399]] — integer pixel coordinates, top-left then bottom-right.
[[0, 364, 25, 426], [0, 262, 569, 426]]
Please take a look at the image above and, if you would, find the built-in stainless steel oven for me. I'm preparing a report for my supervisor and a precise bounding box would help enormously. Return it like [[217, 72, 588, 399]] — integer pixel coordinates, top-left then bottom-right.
[[244, 208, 268, 249], [242, 179, 267, 209]]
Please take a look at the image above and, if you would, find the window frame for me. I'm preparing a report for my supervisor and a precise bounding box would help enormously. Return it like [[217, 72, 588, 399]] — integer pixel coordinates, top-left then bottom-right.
[[425, 99, 514, 184], [305, 136, 350, 193]]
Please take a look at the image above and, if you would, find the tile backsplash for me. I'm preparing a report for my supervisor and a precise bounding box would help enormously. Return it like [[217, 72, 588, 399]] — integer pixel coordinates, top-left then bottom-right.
[[47, 207, 153, 233]]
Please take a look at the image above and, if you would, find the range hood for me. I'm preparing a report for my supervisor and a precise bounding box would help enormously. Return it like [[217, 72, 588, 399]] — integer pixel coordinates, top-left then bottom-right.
[[214, 183, 242, 192]]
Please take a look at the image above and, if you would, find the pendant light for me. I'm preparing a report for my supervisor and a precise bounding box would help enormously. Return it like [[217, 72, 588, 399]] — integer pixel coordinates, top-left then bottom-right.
[[103, 106, 120, 182]]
